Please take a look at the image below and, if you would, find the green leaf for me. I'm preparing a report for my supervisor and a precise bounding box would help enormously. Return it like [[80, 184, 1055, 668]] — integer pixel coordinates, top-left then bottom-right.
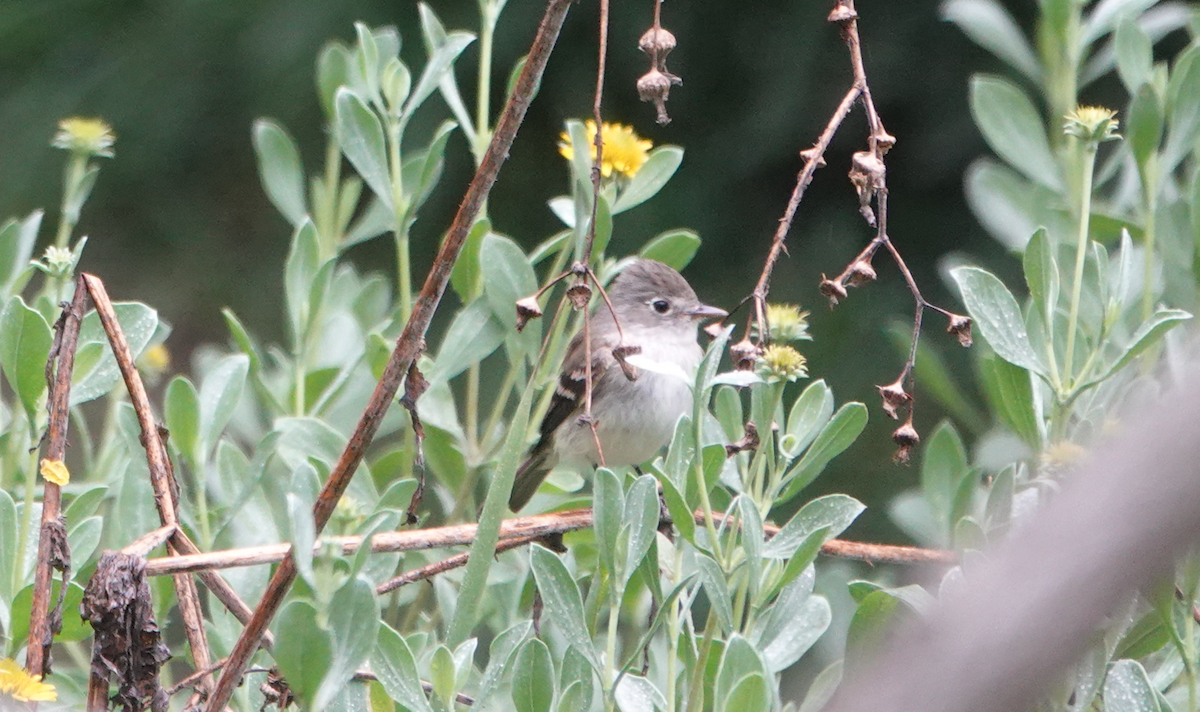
[[0, 211, 42, 299], [401, 27, 475, 127], [164, 376, 201, 465], [952, 266, 1045, 374], [921, 422, 969, 531], [798, 660, 843, 712], [984, 465, 1015, 533], [316, 576, 381, 710], [845, 589, 901, 669], [697, 554, 734, 634], [593, 468, 622, 575], [638, 229, 701, 270], [613, 675, 666, 712], [401, 120, 457, 213], [1091, 308, 1192, 383], [0, 489, 15, 604], [69, 301, 158, 408], [714, 635, 767, 712], [759, 575, 831, 672], [429, 299, 505, 381], [198, 354, 249, 457], [285, 219, 322, 343], [764, 494, 865, 558], [481, 233, 538, 330], [723, 674, 770, 712], [0, 296, 52, 422], [63, 484, 108, 523], [530, 545, 598, 669], [512, 638, 555, 712], [623, 475, 660, 584], [1128, 83, 1164, 169], [1164, 43, 1200, 169], [1114, 18, 1153, 93], [964, 159, 1063, 251], [336, 88, 393, 211], [9, 581, 90, 645], [474, 622, 532, 710], [940, 0, 1040, 81], [373, 624, 435, 712], [1103, 659, 1162, 712], [979, 355, 1040, 448], [613, 146, 684, 213], [1023, 228, 1056, 319], [654, 474, 693, 542], [318, 42, 352, 119], [1114, 611, 1171, 660], [273, 600, 334, 707], [969, 75, 1062, 192], [779, 403, 868, 502], [592, 194, 613, 257], [782, 379, 834, 459], [449, 218, 490, 300], [252, 119, 308, 226]]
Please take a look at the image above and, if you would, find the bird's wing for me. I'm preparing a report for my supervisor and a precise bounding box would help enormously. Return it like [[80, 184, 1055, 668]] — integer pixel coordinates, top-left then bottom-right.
[[537, 328, 614, 441]]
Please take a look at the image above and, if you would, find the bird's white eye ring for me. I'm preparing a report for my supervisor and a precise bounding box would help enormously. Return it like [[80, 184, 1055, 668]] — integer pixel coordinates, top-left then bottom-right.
[[651, 299, 671, 314]]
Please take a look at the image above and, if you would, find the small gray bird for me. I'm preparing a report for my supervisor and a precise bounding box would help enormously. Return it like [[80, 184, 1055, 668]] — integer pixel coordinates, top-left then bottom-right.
[[509, 259, 727, 511]]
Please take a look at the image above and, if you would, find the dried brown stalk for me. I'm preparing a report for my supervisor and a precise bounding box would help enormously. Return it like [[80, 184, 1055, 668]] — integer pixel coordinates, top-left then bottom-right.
[[738, 0, 969, 458], [144, 508, 953, 578], [80, 274, 215, 697], [25, 277, 88, 676], [202, 2, 576, 709]]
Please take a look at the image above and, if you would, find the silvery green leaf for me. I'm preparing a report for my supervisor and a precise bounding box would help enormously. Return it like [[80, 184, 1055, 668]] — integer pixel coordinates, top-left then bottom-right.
[[940, 0, 1040, 81], [969, 75, 1062, 192], [952, 266, 1045, 374], [335, 88, 393, 211], [252, 119, 308, 226], [612, 146, 683, 213]]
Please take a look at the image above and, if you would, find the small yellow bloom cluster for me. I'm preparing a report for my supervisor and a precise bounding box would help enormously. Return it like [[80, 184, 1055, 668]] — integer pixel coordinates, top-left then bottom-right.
[[756, 344, 808, 384], [762, 304, 811, 343], [558, 120, 652, 179], [52, 117, 116, 158], [0, 658, 56, 703], [1063, 106, 1119, 144]]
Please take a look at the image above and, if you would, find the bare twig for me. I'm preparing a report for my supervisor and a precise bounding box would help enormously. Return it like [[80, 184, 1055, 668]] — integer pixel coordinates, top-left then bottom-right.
[[376, 534, 542, 594], [146, 508, 952, 578], [26, 277, 88, 675], [120, 525, 177, 557], [81, 274, 215, 696], [202, 3, 576, 709]]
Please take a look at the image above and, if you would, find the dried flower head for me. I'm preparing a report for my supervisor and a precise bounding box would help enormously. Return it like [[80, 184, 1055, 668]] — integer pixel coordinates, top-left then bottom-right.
[[947, 313, 973, 347], [1063, 106, 1120, 144], [559, 120, 652, 179], [515, 295, 543, 332], [756, 344, 808, 383], [876, 377, 911, 420], [846, 259, 877, 287], [566, 282, 592, 310], [757, 303, 811, 343], [52, 117, 116, 158], [892, 417, 920, 464], [0, 657, 57, 702], [638, 27, 677, 58], [637, 69, 680, 125], [819, 275, 848, 306], [731, 337, 763, 371]]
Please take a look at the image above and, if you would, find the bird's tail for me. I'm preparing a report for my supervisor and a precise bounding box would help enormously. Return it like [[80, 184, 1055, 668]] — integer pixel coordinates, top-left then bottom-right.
[[509, 443, 552, 512]]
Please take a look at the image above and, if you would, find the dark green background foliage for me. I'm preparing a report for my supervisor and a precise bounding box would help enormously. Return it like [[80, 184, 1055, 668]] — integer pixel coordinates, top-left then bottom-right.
[[0, 0, 1154, 538]]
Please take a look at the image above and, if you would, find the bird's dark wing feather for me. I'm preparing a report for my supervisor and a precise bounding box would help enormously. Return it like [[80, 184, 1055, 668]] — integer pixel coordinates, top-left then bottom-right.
[[537, 329, 611, 440]]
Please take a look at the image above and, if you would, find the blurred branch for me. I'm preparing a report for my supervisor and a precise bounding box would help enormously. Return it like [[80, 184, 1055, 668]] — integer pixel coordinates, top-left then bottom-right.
[[144, 508, 953, 578], [203, 1, 577, 708]]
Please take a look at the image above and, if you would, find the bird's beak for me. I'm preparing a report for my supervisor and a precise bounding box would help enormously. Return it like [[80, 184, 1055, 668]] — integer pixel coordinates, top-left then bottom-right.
[[687, 303, 728, 320]]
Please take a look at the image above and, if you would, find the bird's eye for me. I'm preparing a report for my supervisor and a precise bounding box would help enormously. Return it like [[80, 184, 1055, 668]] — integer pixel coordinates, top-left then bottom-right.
[[652, 299, 671, 314]]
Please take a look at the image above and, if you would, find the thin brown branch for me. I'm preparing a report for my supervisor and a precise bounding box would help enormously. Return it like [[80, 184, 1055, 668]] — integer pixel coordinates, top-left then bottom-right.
[[26, 277, 89, 675], [202, 3, 575, 709], [376, 534, 542, 595], [120, 525, 177, 557], [81, 274, 215, 695], [146, 508, 952, 578]]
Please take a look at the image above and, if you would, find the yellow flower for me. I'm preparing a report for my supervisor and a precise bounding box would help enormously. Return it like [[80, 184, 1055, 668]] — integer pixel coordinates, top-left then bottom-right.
[[1063, 106, 1119, 144], [140, 343, 171, 373], [0, 658, 57, 702], [39, 459, 70, 486], [558, 120, 652, 179], [52, 117, 116, 158], [759, 304, 811, 343], [756, 344, 808, 384]]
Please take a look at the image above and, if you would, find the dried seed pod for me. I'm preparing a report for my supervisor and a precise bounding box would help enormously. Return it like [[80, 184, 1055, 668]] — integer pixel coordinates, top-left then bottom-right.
[[637, 69, 675, 125], [892, 417, 920, 464], [876, 377, 911, 420], [947, 313, 973, 348], [638, 27, 677, 60], [828, 3, 857, 23], [819, 275, 848, 306], [846, 259, 877, 286], [515, 296, 543, 332], [730, 337, 763, 371], [566, 282, 592, 310]]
